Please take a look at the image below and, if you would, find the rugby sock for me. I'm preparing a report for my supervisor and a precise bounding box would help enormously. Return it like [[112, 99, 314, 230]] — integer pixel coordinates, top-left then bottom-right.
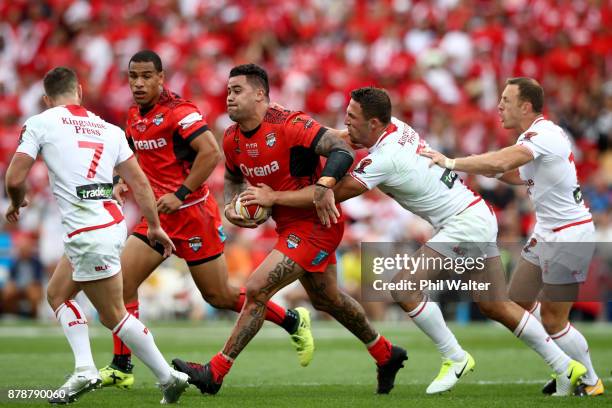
[[551, 323, 598, 385], [55, 300, 96, 371], [366, 335, 392, 365], [111, 300, 138, 370], [234, 288, 296, 332], [513, 311, 570, 374], [113, 314, 171, 384], [529, 302, 542, 321], [408, 297, 466, 362], [210, 352, 233, 383]]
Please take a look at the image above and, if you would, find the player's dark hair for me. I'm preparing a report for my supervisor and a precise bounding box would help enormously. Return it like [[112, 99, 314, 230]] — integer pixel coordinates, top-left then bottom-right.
[[229, 64, 270, 98], [43, 67, 78, 98], [506, 77, 544, 113], [350, 87, 392, 124], [129, 50, 163, 72]]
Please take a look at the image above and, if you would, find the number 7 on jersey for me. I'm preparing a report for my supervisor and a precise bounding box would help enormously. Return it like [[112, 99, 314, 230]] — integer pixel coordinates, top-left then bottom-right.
[[78, 141, 104, 178]]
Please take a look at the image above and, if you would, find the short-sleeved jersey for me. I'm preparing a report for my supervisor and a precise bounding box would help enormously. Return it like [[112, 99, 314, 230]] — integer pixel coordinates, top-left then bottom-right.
[[126, 89, 210, 204], [350, 117, 480, 229], [16, 105, 132, 236], [223, 105, 335, 226], [516, 116, 592, 231]]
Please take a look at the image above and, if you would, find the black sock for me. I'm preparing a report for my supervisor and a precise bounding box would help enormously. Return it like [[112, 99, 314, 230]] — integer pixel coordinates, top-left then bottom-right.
[[111, 354, 133, 372], [281, 309, 300, 334]]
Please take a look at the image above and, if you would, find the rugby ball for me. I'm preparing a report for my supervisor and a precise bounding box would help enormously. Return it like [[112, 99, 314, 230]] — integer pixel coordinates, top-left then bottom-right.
[[235, 196, 271, 223]]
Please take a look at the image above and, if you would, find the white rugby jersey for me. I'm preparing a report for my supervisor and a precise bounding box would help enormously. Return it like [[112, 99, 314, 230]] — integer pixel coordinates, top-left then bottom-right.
[[350, 117, 480, 228], [16, 105, 133, 237], [516, 116, 592, 231]]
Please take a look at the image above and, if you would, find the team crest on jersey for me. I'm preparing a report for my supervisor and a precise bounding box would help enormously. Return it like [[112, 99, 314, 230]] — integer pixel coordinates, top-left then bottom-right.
[[286, 233, 301, 249], [188, 236, 203, 252], [523, 237, 537, 253], [311, 250, 329, 266], [153, 113, 164, 126], [265, 132, 276, 147], [135, 120, 147, 133], [18, 125, 26, 145], [353, 158, 372, 174]]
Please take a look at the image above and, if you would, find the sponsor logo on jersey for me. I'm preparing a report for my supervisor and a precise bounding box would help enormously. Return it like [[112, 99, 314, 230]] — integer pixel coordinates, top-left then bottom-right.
[[133, 138, 168, 150], [291, 116, 313, 129], [353, 158, 372, 174], [153, 113, 164, 126], [239, 161, 280, 177], [188, 236, 202, 252], [178, 112, 203, 130], [246, 142, 259, 158], [286, 233, 301, 249], [266, 132, 276, 147], [573, 187, 583, 204], [311, 250, 329, 266], [18, 125, 26, 145], [95, 264, 110, 272], [76, 183, 113, 200], [440, 168, 458, 189]]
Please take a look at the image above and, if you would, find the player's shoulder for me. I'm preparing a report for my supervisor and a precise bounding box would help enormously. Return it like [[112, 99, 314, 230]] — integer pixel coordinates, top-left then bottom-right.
[[158, 88, 198, 112], [263, 104, 294, 125]]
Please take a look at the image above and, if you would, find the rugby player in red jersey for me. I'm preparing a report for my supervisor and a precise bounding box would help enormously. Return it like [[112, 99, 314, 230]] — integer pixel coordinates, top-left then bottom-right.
[[100, 51, 312, 388], [172, 64, 407, 395]]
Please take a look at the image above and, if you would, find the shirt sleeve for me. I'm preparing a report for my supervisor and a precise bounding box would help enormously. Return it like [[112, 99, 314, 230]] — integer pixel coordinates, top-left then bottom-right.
[[116, 128, 135, 166], [222, 126, 240, 176], [284, 111, 326, 150], [516, 131, 554, 160], [15, 118, 42, 159], [172, 102, 210, 144], [349, 150, 392, 190]]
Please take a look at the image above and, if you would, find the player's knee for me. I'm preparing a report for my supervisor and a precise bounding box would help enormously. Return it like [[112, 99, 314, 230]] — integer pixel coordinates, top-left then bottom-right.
[[477, 301, 504, 321], [244, 281, 270, 304], [203, 291, 234, 309], [98, 307, 126, 330], [46, 288, 67, 311]]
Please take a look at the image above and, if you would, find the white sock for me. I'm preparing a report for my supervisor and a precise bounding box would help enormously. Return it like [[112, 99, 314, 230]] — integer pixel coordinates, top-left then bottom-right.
[[55, 301, 96, 372], [408, 296, 466, 362], [514, 311, 570, 374], [529, 302, 541, 321], [113, 314, 172, 384], [551, 323, 598, 385]]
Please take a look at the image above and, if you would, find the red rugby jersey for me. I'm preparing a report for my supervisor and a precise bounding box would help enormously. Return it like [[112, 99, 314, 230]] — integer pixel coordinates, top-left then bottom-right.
[[125, 89, 210, 203], [223, 105, 342, 226]]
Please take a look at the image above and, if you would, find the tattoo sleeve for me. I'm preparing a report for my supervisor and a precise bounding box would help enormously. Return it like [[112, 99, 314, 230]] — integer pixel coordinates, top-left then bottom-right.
[[313, 129, 355, 159]]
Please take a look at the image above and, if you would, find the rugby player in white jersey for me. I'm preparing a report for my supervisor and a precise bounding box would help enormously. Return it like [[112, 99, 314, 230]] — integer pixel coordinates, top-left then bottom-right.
[[240, 87, 586, 396], [5, 67, 190, 404], [422, 77, 603, 396]]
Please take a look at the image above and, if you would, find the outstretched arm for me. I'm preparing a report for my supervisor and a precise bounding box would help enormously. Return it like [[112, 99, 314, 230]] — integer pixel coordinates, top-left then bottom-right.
[[420, 144, 534, 175], [241, 175, 368, 227]]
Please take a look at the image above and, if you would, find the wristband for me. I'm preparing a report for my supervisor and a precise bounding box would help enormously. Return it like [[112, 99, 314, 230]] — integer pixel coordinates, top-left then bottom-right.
[[174, 184, 192, 201], [113, 175, 121, 185], [444, 158, 456, 170]]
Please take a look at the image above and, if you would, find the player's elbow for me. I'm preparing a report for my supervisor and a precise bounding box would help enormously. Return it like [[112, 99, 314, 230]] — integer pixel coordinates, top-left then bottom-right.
[[5, 176, 25, 192]]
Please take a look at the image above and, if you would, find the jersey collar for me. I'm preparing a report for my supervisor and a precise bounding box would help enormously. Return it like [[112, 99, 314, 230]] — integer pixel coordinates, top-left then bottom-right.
[[372, 122, 398, 150]]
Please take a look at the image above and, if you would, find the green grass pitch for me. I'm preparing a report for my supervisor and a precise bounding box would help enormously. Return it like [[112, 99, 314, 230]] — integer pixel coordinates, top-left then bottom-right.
[[1, 319, 610, 407]]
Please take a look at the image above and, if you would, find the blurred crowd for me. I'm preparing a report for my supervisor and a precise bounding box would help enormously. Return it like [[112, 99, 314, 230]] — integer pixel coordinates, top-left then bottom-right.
[[0, 0, 610, 321]]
